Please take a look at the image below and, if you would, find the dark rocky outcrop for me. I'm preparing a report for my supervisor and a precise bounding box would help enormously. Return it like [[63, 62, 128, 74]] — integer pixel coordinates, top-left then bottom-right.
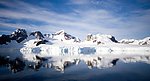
[[30, 31, 44, 40], [109, 36, 118, 43], [10, 29, 28, 43], [34, 40, 49, 46], [0, 29, 28, 45], [0, 35, 11, 45]]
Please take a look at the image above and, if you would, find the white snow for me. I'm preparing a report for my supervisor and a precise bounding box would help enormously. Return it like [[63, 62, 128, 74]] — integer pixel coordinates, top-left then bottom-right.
[[0, 29, 150, 72], [48, 30, 81, 43], [119, 37, 150, 45], [84, 34, 118, 45]]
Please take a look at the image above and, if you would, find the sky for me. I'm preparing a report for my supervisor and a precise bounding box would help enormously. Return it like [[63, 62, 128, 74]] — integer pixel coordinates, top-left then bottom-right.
[[0, 0, 150, 40]]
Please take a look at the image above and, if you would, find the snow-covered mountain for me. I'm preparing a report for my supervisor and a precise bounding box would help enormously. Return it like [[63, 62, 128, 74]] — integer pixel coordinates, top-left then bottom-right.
[[50, 30, 81, 43], [84, 34, 118, 45], [0, 29, 28, 45], [119, 37, 150, 45], [1, 29, 150, 73], [0, 29, 51, 48], [1, 29, 150, 46]]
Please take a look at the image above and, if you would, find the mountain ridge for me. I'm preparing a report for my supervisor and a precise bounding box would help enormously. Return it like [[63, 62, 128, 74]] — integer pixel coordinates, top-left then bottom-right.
[[0, 29, 150, 46]]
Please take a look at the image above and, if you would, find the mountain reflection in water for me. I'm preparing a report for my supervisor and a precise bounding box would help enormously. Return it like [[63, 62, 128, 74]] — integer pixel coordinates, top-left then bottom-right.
[[1, 48, 150, 81], [0, 54, 150, 73]]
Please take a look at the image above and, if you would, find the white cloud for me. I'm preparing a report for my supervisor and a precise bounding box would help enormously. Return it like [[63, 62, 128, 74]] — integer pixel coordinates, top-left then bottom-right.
[[0, 1, 150, 40]]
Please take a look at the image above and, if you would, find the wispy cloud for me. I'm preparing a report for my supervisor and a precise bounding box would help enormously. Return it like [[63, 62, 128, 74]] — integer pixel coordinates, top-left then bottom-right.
[[0, 0, 150, 40], [68, 0, 90, 5]]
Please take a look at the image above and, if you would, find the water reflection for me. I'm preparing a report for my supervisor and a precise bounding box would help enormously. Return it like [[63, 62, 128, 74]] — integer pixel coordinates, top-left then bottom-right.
[[122, 55, 150, 64], [0, 56, 25, 73], [1, 54, 150, 73]]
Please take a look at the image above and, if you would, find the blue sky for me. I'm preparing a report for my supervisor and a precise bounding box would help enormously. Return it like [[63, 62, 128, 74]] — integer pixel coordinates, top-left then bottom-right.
[[0, 0, 150, 40]]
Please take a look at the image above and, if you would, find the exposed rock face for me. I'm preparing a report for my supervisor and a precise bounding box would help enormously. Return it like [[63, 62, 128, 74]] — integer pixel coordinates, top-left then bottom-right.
[[34, 40, 49, 46], [10, 29, 28, 43], [119, 37, 150, 45], [52, 30, 81, 42], [30, 31, 44, 40], [29, 31, 49, 46], [0, 29, 28, 45], [86, 34, 93, 41], [139, 37, 150, 45], [0, 35, 11, 45], [85, 34, 118, 44]]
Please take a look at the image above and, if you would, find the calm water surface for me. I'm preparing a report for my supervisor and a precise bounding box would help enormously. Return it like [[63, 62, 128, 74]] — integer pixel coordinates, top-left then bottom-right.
[[0, 51, 150, 81]]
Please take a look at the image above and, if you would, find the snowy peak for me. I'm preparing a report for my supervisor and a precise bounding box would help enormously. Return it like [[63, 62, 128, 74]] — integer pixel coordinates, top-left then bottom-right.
[[0, 29, 28, 45], [119, 37, 150, 45], [119, 39, 136, 44], [54, 30, 65, 35], [1, 29, 150, 46], [29, 31, 44, 40], [10, 29, 28, 43], [85, 34, 118, 44], [51, 30, 81, 43]]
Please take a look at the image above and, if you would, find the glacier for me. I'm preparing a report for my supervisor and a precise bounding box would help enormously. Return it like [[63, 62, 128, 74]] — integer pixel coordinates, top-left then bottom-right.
[[0, 29, 150, 72]]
